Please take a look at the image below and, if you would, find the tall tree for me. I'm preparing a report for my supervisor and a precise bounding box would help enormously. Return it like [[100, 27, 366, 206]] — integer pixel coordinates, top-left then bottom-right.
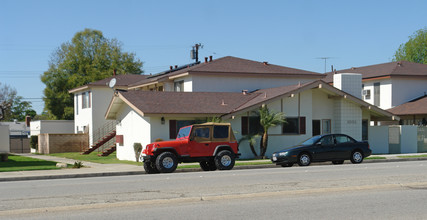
[[393, 28, 427, 64], [258, 105, 286, 158], [41, 28, 143, 120], [0, 82, 34, 121]]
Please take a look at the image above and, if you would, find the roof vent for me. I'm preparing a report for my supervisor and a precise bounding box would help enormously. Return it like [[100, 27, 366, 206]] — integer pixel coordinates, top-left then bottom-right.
[[351, 67, 356, 70], [175, 65, 178, 69], [221, 100, 227, 106], [205, 57, 208, 63], [242, 90, 248, 95], [170, 66, 173, 70], [263, 61, 268, 65], [397, 62, 402, 66], [209, 56, 213, 62]]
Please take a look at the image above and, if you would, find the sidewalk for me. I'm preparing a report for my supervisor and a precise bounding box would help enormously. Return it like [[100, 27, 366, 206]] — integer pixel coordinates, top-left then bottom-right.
[[1, 153, 427, 182]]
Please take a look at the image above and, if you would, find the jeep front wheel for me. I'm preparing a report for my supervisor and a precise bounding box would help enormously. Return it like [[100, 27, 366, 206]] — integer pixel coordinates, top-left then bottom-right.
[[155, 152, 178, 173], [143, 161, 159, 174], [214, 150, 235, 170]]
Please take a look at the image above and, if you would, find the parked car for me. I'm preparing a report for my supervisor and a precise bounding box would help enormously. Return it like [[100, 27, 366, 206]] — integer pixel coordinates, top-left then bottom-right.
[[141, 122, 239, 174], [271, 134, 371, 167]]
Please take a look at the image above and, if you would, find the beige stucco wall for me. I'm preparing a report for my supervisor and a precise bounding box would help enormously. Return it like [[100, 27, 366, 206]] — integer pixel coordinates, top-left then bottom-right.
[[0, 125, 10, 153], [38, 133, 88, 154]]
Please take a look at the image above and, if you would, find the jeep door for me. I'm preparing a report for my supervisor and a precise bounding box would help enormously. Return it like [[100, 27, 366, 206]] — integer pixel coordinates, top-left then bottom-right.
[[188, 126, 213, 157]]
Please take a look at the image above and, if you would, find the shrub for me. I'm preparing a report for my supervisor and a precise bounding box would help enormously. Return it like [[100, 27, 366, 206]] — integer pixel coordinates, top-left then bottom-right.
[[73, 161, 83, 168], [30, 136, 38, 150], [134, 143, 143, 162]]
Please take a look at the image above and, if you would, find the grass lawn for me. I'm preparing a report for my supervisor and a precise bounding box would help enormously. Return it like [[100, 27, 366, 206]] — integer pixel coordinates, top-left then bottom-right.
[[366, 156, 387, 160], [0, 155, 66, 172], [49, 152, 142, 166], [398, 154, 427, 158]]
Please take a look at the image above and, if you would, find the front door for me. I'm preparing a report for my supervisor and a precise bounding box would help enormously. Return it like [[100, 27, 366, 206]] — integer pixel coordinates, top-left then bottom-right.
[[312, 120, 321, 136]]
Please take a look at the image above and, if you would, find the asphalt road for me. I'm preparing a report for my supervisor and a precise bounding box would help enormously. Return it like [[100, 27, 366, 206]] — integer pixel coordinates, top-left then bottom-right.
[[1, 160, 427, 219]]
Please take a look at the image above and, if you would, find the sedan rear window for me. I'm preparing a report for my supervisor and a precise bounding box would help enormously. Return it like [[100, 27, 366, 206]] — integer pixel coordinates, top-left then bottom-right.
[[335, 135, 354, 144]]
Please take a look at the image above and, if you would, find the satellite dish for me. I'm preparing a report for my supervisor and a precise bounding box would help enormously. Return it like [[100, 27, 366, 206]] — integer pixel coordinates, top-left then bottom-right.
[[108, 78, 116, 89]]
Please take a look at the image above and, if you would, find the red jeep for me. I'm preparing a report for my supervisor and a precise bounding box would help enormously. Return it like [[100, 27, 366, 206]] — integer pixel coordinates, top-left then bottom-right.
[[141, 122, 239, 174]]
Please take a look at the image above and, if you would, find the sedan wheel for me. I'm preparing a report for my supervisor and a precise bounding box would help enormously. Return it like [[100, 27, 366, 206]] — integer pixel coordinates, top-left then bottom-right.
[[351, 151, 364, 164], [298, 153, 311, 166]]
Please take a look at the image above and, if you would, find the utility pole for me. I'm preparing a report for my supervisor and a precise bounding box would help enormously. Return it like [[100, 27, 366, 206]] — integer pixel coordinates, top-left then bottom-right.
[[191, 43, 203, 62]]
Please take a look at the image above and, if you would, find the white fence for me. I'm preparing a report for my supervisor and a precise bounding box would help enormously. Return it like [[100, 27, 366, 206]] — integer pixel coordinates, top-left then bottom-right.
[[368, 125, 427, 154]]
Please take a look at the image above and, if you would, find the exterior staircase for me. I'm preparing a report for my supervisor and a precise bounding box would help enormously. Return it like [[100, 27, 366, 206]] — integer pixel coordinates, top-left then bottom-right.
[[81, 120, 117, 156], [98, 146, 117, 156], [82, 131, 116, 155]]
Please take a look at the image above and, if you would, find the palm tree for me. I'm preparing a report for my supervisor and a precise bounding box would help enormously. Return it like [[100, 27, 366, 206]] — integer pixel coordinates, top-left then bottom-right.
[[238, 134, 260, 158], [258, 105, 286, 158]]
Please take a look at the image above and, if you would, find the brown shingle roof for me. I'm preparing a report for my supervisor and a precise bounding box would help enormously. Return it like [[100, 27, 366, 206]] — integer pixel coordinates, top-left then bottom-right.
[[388, 95, 427, 115], [117, 90, 258, 114], [106, 80, 395, 121], [128, 56, 322, 88], [323, 61, 427, 83]]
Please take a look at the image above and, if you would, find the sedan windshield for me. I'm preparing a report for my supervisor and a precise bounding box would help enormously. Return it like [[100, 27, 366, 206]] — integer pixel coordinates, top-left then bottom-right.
[[300, 135, 322, 146], [176, 126, 192, 139]]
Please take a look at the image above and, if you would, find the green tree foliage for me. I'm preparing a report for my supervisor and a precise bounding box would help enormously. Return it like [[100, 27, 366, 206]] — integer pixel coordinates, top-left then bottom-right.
[[258, 105, 286, 158], [393, 28, 427, 64], [0, 82, 35, 121], [238, 134, 260, 157], [41, 28, 143, 119]]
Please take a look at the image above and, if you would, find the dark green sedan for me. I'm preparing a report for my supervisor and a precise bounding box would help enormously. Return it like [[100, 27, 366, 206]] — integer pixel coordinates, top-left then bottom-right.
[[271, 134, 372, 167]]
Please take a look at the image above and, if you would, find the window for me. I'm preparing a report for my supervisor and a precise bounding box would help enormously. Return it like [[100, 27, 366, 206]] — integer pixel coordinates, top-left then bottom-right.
[[322, 119, 331, 134], [241, 116, 263, 135], [283, 118, 299, 134], [335, 135, 355, 144], [374, 82, 380, 106], [282, 117, 306, 135], [194, 127, 210, 138], [320, 136, 334, 145], [364, 90, 371, 100], [214, 126, 229, 139], [82, 91, 91, 109], [174, 80, 184, 92], [169, 120, 205, 139]]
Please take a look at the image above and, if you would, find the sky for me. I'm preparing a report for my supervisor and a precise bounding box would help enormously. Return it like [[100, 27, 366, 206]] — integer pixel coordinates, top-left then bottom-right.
[[1, 0, 427, 114]]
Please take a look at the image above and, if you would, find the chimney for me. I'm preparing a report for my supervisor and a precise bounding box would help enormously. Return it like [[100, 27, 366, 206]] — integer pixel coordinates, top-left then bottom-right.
[[209, 56, 213, 62], [170, 66, 173, 70], [113, 69, 116, 76], [333, 73, 362, 99], [205, 57, 208, 63], [263, 61, 268, 65], [25, 116, 31, 127], [242, 90, 248, 95]]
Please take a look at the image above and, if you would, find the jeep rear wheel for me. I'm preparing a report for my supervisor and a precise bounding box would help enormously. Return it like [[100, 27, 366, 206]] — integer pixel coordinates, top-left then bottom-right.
[[214, 150, 235, 170], [155, 152, 178, 173], [200, 160, 217, 171], [143, 161, 159, 174]]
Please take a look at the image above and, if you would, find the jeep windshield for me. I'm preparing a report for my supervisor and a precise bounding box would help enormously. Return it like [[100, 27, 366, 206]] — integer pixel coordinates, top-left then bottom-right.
[[176, 126, 192, 139]]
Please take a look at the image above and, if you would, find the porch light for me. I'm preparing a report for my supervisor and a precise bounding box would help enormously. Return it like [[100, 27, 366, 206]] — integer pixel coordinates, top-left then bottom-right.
[[161, 117, 165, 125]]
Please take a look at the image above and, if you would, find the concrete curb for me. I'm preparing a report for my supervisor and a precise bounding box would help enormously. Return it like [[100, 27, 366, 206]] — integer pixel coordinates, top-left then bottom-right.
[[2, 157, 427, 182]]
